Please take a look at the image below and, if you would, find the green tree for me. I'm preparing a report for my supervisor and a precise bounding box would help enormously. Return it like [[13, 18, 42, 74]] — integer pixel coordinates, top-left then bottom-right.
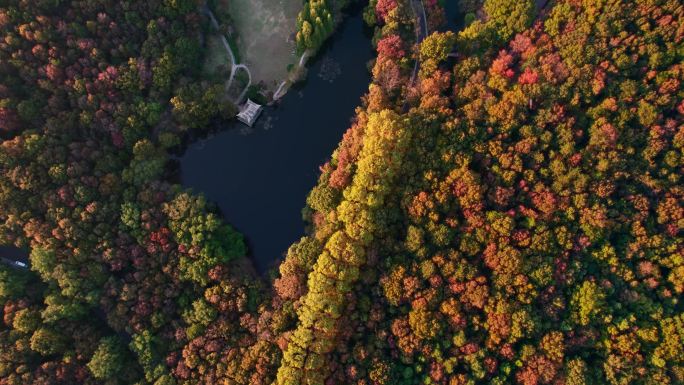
[[122, 140, 166, 186], [571, 281, 606, 326], [0, 267, 29, 300], [152, 51, 178, 93], [170, 83, 224, 130], [483, 0, 535, 41], [87, 337, 127, 380], [163, 192, 246, 284], [30, 327, 67, 355], [420, 31, 457, 74]]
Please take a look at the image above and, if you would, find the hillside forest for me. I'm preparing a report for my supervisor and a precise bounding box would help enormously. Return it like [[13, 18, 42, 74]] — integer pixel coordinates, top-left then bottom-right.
[[0, 0, 683, 385]]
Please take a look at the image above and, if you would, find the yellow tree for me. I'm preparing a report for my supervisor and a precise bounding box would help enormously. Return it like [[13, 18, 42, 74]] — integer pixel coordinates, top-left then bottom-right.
[[276, 110, 412, 385]]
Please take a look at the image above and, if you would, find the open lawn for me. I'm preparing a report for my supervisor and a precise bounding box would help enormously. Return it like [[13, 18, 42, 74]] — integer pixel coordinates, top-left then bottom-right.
[[219, 0, 301, 92]]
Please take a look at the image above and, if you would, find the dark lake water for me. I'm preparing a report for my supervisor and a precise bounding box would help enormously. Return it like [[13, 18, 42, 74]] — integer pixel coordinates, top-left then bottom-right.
[[0, 246, 28, 260], [0, 245, 29, 269], [442, 0, 465, 33], [180, 12, 373, 273]]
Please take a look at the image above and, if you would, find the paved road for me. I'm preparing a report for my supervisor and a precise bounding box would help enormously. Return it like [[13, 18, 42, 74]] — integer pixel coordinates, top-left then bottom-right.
[[402, 0, 428, 113], [409, 0, 428, 85]]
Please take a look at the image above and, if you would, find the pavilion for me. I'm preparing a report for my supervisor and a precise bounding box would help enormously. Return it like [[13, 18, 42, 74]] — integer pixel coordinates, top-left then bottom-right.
[[237, 99, 263, 127]]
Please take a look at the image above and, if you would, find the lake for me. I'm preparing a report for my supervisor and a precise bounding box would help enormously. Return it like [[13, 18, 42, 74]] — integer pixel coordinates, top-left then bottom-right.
[[179, 10, 374, 273], [0, 245, 29, 269], [443, 0, 466, 33]]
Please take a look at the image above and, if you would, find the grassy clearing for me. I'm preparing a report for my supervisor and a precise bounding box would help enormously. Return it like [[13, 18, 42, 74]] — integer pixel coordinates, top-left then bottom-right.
[[218, 0, 301, 91]]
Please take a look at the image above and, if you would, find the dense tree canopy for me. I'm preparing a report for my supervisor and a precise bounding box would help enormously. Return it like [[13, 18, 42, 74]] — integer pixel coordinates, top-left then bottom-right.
[[0, 0, 255, 383], [274, 0, 684, 384], [295, 0, 336, 54], [1, 0, 683, 384]]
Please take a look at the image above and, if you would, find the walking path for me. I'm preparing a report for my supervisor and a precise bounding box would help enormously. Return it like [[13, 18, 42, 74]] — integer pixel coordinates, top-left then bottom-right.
[[201, 5, 253, 104], [273, 50, 309, 101], [273, 80, 288, 100], [233, 64, 252, 103]]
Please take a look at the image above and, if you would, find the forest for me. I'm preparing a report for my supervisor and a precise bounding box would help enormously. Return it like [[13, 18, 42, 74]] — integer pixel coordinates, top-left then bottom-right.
[[1, 0, 683, 384]]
